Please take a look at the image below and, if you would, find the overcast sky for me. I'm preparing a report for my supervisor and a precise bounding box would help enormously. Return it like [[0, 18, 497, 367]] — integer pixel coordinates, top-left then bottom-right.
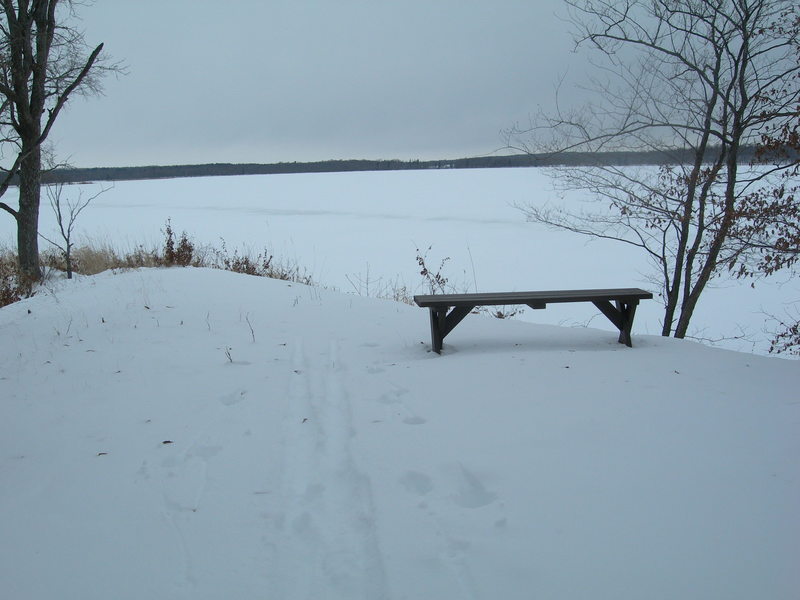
[[52, 1, 589, 168]]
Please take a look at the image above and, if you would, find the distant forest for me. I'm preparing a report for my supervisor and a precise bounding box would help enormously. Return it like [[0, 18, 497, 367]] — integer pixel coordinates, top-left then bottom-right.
[[26, 147, 762, 185]]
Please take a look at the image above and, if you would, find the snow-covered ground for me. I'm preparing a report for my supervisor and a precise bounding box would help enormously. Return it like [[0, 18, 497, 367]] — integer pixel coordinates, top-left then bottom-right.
[[2, 167, 795, 354], [1, 267, 798, 599]]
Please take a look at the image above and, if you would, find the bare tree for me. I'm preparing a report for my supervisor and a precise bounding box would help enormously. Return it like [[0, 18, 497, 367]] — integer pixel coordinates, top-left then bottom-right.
[[729, 8, 800, 351], [39, 181, 107, 278], [506, 0, 800, 339], [0, 1, 115, 280]]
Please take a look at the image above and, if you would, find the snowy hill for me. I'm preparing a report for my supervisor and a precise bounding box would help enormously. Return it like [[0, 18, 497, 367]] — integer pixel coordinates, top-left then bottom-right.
[[1, 268, 797, 600]]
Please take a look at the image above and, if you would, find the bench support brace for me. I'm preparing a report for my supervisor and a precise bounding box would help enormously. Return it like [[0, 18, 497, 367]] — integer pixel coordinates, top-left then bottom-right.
[[428, 306, 473, 354], [592, 300, 639, 347]]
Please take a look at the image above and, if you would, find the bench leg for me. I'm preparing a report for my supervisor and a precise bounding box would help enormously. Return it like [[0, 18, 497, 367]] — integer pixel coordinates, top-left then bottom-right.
[[429, 307, 446, 354], [593, 300, 640, 347], [427, 306, 473, 354], [616, 300, 637, 347]]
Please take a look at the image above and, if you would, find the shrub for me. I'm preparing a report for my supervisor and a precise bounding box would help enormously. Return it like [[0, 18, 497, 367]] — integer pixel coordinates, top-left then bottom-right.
[[209, 238, 313, 285], [416, 246, 450, 294], [2, 220, 318, 309], [163, 220, 194, 267], [213, 240, 273, 276], [0, 252, 33, 308]]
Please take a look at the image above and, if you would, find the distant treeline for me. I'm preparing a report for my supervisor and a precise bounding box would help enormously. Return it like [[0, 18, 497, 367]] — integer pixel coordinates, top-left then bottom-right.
[[12, 147, 766, 185]]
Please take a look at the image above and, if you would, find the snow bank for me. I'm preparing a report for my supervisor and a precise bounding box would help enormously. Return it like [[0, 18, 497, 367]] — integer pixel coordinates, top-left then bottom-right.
[[1, 268, 797, 599]]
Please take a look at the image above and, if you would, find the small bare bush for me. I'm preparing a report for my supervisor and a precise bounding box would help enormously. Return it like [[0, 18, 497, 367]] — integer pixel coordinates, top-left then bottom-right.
[[210, 239, 313, 285], [213, 240, 273, 276], [39, 183, 109, 279], [0, 251, 33, 308], [123, 245, 162, 269], [163, 220, 195, 267], [416, 246, 451, 294]]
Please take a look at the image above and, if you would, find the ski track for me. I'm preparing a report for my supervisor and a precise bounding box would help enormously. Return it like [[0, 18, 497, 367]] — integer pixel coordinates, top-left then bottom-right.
[[275, 337, 389, 599]]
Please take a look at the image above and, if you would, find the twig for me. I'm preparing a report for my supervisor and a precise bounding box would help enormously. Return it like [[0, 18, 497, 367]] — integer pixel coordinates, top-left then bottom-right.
[[245, 313, 255, 343]]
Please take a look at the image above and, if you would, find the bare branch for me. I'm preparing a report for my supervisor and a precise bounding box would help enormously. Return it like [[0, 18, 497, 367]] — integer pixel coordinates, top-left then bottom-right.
[[0, 199, 17, 218]]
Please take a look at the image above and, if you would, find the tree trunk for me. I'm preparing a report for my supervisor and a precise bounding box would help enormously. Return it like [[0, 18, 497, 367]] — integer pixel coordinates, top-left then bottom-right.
[[673, 145, 741, 339], [17, 143, 42, 280], [661, 286, 679, 336]]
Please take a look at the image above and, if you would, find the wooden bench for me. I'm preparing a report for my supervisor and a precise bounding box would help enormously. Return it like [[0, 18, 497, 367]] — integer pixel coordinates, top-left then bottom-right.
[[413, 288, 653, 353]]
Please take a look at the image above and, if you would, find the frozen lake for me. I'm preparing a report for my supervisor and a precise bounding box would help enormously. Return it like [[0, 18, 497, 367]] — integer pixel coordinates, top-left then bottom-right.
[[2, 167, 794, 356]]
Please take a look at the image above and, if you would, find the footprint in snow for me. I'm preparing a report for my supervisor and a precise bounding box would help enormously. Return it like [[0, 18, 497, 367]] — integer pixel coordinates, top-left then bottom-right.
[[219, 389, 247, 406], [451, 465, 497, 509], [399, 470, 434, 496], [377, 386, 409, 404]]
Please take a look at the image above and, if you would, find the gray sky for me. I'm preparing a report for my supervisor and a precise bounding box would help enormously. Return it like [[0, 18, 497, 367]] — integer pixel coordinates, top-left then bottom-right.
[[52, 0, 588, 167]]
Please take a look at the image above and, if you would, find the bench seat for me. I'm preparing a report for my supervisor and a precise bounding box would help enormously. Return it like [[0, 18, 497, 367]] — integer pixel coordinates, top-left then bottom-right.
[[413, 288, 653, 353]]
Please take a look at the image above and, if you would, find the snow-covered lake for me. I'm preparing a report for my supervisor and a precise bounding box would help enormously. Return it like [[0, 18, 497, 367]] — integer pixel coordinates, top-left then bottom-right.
[[2, 167, 795, 355]]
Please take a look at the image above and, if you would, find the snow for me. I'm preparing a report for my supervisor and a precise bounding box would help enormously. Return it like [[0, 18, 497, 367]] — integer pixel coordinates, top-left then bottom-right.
[[1, 266, 798, 600], [4, 167, 796, 354]]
